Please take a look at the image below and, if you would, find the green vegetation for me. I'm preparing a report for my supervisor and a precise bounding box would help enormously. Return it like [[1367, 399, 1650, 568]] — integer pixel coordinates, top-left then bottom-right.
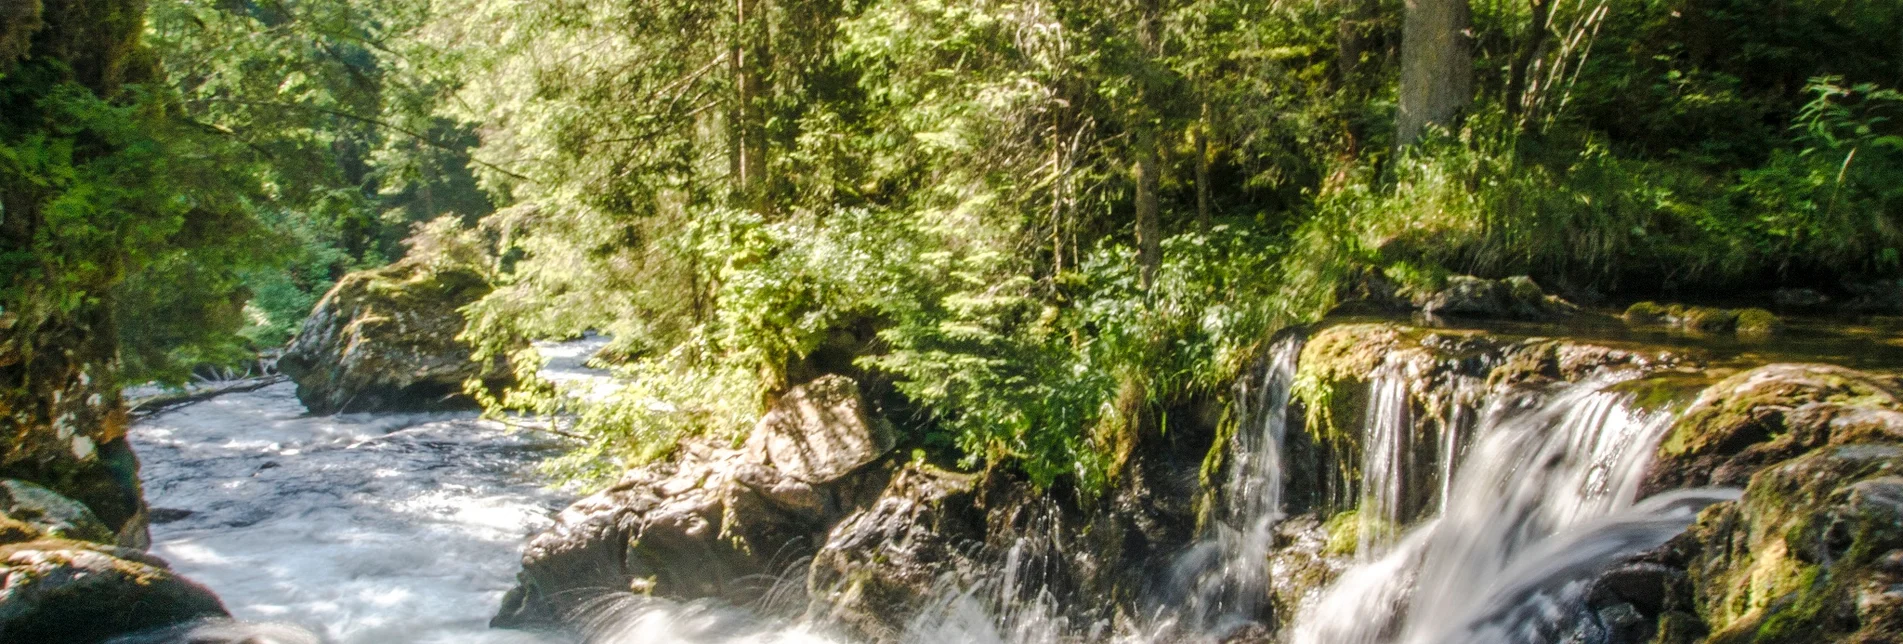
[[6, 0, 1903, 498]]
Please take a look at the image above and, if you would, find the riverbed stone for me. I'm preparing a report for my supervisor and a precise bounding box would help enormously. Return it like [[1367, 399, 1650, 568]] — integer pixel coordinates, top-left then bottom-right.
[[277, 260, 511, 415], [0, 538, 228, 644], [493, 379, 896, 629]]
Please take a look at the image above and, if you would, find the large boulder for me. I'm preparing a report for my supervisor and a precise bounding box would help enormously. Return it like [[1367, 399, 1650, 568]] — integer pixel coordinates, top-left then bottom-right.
[[805, 465, 985, 641], [1658, 445, 1903, 643], [1642, 364, 1903, 496], [277, 260, 510, 414], [0, 538, 229, 644], [494, 376, 896, 629]]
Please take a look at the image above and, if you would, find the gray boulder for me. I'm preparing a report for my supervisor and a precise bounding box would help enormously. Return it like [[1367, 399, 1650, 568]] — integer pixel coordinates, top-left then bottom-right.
[[0, 539, 229, 644], [494, 377, 895, 628], [277, 260, 510, 415]]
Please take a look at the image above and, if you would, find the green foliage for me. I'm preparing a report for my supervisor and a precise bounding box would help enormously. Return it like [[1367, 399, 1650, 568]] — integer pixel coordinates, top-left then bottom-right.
[[87, 0, 1894, 493]]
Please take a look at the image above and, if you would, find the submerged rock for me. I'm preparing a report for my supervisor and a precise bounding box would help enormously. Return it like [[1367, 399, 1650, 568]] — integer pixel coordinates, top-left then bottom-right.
[[277, 260, 510, 414], [494, 376, 896, 629], [0, 539, 228, 644]]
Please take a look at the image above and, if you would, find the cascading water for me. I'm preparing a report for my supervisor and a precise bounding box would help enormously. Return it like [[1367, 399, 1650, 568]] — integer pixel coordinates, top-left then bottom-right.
[[1147, 333, 1305, 640], [1290, 377, 1728, 644]]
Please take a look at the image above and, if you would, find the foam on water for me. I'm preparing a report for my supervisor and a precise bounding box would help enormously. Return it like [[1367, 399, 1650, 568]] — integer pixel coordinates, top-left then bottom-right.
[[133, 382, 576, 643]]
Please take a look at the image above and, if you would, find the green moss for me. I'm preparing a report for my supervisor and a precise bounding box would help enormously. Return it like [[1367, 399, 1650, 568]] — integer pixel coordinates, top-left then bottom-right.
[[1625, 301, 1670, 325], [1657, 364, 1903, 460], [1679, 306, 1740, 334], [1734, 308, 1782, 339], [1321, 509, 1361, 557]]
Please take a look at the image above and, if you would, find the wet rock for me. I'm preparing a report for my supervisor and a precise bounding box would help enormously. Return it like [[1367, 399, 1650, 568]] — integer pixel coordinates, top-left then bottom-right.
[[494, 380, 895, 629], [0, 479, 113, 544], [1415, 275, 1580, 320], [0, 539, 228, 644], [1621, 302, 1784, 340], [1673, 446, 1903, 643], [1643, 364, 1903, 495], [747, 375, 896, 485], [806, 465, 985, 641], [277, 260, 511, 415], [1266, 515, 1349, 626], [1772, 288, 1831, 310]]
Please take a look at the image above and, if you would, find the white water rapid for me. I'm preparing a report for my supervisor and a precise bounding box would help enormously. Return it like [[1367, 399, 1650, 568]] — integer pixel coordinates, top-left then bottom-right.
[[1290, 378, 1733, 644], [127, 341, 619, 643]]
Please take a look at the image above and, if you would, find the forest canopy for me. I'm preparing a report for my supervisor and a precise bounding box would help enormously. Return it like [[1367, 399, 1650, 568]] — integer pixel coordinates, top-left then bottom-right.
[[7, 0, 1900, 495]]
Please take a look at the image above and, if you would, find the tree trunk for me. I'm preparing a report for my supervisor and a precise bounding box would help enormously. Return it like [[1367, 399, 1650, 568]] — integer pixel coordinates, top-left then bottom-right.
[[0, 0, 153, 548], [1194, 102, 1211, 234], [1135, 135, 1161, 288], [1134, 0, 1163, 288], [1397, 0, 1474, 147], [731, 0, 769, 212], [1505, 0, 1553, 126]]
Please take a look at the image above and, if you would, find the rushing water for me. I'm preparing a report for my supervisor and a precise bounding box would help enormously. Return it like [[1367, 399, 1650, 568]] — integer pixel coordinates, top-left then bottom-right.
[[127, 340, 614, 644], [125, 331, 1727, 644], [1290, 378, 1730, 644], [1147, 333, 1305, 641]]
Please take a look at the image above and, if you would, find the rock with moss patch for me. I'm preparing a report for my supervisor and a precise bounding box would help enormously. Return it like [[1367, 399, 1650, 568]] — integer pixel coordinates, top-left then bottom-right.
[[0, 480, 112, 544], [0, 539, 228, 643], [1669, 445, 1903, 643], [1642, 364, 1903, 496], [1621, 302, 1784, 340], [277, 260, 512, 414]]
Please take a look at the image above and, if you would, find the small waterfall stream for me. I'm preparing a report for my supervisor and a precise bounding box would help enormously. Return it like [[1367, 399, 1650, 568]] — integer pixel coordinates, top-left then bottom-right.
[[1149, 333, 1305, 640], [1291, 378, 1731, 644]]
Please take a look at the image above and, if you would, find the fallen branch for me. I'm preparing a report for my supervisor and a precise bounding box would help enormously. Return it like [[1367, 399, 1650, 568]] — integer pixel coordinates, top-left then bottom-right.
[[128, 375, 289, 419]]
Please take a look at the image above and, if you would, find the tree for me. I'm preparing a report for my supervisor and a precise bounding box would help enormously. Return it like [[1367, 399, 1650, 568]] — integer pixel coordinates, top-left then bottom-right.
[[1396, 0, 1473, 145]]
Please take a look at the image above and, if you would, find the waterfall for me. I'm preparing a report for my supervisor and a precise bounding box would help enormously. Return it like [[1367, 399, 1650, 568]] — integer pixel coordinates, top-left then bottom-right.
[[1290, 377, 1707, 644], [1147, 333, 1305, 640]]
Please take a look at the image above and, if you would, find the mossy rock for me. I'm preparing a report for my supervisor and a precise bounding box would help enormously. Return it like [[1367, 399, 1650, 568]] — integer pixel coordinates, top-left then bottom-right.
[[1679, 307, 1739, 334], [1645, 363, 1903, 496], [0, 539, 228, 643], [0, 480, 112, 544], [1679, 445, 1903, 643], [1625, 301, 1672, 325], [277, 260, 514, 414], [1735, 308, 1783, 339]]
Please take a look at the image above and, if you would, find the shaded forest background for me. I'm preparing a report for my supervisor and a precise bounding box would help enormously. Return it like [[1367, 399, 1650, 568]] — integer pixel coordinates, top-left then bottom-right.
[[5, 0, 1901, 496]]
